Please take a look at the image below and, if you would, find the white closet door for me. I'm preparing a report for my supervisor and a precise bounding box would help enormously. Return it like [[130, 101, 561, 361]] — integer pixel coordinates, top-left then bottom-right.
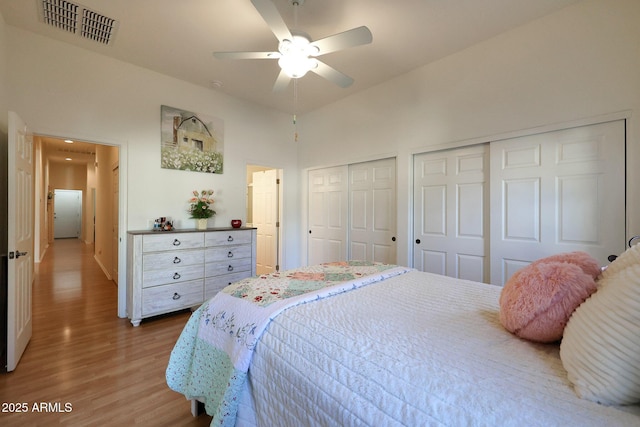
[[490, 120, 625, 285], [349, 158, 397, 264], [308, 166, 348, 265], [253, 170, 278, 274], [413, 145, 488, 282]]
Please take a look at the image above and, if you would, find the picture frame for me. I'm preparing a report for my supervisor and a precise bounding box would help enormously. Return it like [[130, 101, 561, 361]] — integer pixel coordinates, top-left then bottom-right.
[[160, 105, 224, 173]]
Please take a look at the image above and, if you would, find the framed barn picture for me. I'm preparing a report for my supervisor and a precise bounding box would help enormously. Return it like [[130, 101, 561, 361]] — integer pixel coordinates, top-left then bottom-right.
[[160, 105, 224, 173]]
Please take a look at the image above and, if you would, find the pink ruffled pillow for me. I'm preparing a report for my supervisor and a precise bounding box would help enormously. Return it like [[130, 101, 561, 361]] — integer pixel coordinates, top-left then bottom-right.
[[499, 252, 600, 343]]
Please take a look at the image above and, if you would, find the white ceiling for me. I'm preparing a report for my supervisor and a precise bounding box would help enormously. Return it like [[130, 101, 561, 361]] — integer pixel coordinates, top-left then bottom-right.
[[1, 0, 582, 115], [40, 136, 97, 164]]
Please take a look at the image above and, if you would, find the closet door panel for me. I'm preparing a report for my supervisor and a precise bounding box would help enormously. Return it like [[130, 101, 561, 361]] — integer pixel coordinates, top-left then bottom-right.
[[413, 145, 488, 282], [503, 178, 540, 242], [308, 167, 348, 265], [490, 120, 626, 285], [349, 158, 397, 264]]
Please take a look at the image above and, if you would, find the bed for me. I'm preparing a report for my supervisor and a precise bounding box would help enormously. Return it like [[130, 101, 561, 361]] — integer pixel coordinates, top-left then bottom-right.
[[166, 260, 640, 427]]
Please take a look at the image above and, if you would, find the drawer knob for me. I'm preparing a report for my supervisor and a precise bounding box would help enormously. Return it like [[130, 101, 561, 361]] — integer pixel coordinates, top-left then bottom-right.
[[172, 292, 181, 300], [173, 239, 181, 246], [173, 256, 181, 264], [227, 265, 234, 272], [227, 251, 234, 258], [173, 272, 181, 280], [227, 235, 234, 242]]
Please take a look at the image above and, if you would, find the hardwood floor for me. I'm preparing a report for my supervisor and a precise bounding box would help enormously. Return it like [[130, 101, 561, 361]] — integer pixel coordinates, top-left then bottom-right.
[[0, 239, 212, 426]]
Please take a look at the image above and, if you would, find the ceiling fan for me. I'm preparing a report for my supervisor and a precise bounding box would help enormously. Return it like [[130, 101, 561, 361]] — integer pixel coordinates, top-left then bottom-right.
[[213, 0, 373, 91]]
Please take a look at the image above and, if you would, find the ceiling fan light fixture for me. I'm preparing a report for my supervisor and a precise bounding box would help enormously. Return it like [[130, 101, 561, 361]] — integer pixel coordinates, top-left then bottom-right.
[[278, 55, 317, 78], [278, 34, 317, 78]]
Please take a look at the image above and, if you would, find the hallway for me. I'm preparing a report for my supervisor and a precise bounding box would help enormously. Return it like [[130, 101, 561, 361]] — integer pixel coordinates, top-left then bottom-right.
[[0, 239, 211, 426]]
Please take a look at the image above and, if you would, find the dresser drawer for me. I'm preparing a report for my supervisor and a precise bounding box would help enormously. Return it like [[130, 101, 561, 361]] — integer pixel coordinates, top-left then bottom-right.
[[142, 279, 203, 316], [205, 271, 253, 300], [205, 244, 252, 262], [143, 264, 204, 288], [143, 249, 204, 271], [205, 258, 252, 277], [205, 229, 252, 247], [143, 232, 204, 252]]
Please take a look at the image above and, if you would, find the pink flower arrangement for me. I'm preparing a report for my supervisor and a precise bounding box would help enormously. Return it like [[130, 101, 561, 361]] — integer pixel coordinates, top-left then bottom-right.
[[188, 189, 216, 219]]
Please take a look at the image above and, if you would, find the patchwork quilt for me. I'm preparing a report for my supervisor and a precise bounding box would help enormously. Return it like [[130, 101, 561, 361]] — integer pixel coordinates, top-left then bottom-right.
[[165, 261, 412, 426]]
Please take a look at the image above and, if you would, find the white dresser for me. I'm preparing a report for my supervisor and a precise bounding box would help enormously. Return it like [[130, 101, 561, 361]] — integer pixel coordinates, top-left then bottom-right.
[[127, 227, 256, 326]]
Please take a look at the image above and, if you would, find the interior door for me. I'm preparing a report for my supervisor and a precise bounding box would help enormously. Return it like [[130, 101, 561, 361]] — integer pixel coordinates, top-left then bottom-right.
[[349, 158, 397, 263], [490, 120, 626, 285], [413, 145, 488, 282], [308, 166, 348, 265], [53, 189, 82, 238], [252, 169, 278, 274], [7, 111, 34, 372]]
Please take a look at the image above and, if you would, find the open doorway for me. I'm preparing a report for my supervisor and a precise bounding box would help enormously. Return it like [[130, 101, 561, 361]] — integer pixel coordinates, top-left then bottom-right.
[[247, 165, 283, 275], [36, 136, 120, 285]]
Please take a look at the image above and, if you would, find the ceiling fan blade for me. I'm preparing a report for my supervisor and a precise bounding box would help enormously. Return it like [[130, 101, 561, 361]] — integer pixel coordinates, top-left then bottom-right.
[[311, 60, 354, 88], [251, 0, 293, 42], [310, 26, 372, 56], [213, 51, 279, 60], [272, 69, 291, 92]]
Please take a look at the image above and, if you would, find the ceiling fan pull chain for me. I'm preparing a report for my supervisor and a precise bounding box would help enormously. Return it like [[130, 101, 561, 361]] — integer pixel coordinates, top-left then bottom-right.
[[293, 79, 299, 142]]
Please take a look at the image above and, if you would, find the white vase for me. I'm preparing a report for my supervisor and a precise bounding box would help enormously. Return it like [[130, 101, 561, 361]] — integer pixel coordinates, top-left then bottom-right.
[[196, 218, 208, 230]]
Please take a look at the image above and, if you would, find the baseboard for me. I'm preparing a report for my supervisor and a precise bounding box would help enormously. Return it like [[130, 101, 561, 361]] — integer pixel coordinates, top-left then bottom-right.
[[37, 245, 49, 263], [93, 255, 113, 281]]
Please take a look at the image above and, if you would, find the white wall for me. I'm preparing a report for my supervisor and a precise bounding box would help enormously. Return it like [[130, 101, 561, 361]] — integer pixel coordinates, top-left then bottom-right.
[[3, 26, 302, 273], [0, 8, 7, 134], [298, 0, 640, 266], [0, 11, 8, 259]]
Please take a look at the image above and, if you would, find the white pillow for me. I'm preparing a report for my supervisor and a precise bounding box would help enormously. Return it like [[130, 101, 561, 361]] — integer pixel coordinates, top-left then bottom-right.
[[600, 243, 640, 278], [560, 244, 640, 405]]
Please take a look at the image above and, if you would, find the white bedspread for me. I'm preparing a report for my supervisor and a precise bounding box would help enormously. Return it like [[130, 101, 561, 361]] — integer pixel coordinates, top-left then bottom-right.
[[167, 262, 411, 426], [238, 270, 640, 426]]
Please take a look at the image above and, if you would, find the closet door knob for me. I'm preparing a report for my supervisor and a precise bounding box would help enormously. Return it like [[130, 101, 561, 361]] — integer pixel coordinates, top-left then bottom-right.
[[415, 239, 421, 244]]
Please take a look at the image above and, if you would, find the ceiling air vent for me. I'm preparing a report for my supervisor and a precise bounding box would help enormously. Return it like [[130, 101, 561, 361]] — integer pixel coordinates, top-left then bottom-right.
[[39, 0, 119, 45]]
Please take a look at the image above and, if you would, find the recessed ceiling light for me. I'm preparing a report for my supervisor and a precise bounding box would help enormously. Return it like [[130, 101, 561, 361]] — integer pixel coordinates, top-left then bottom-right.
[[65, 139, 74, 143]]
